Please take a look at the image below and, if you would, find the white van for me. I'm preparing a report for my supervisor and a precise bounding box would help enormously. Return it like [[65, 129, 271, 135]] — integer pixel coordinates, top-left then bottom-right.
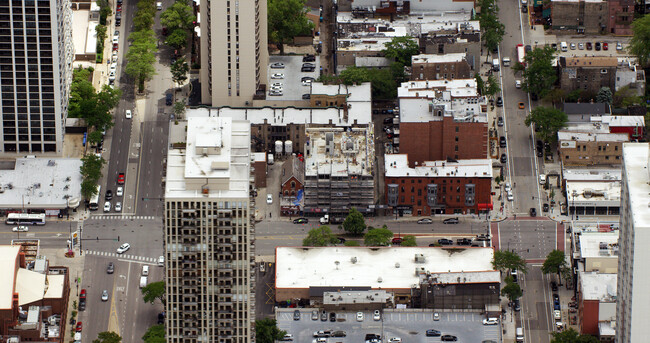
[[560, 42, 568, 52], [142, 265, 149, 276], [140, 276, 148, 288], [516, 327, 524, 342]]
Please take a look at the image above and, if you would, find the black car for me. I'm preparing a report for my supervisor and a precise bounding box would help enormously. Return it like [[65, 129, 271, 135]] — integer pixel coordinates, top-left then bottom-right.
[[457, 238, 472, 245], [383, 117, 394, 124], [429, 243, 436, 247], [320, 310, 327, 321], [500, 154, 507, 163], [551, 281, 558, 291], [302, 94, 311, 100], [441, 335, 458, 342], [553, 293, 560, 302], [107, 262, 114, 274], [105, 190, 113, 200], [530, 207, 537, 217], [425, 329, 441, 337], [293, 310, 301, 320], [329, 312, 336, 322], [496, 97, 503, 107], [497, 116, 504, 127], [293, 218, 308, 224], [332, 331, 346, 337], [443, 218, 459, 224], [157, 312, 165, 324], [543, 203, 549, 212], [301, 66, 315, 72], [302, 63, 315, 68], [365, 334, 380, 341], [302, 55, 316, 62], [499, 136, 506, 148], [525, 45, 532, 53], [337, 237, 346, 244], [438, 238, 453, 245], [79, 300, 86, 311], [514, 299, 521, 312], [595, 42, 601, 51]]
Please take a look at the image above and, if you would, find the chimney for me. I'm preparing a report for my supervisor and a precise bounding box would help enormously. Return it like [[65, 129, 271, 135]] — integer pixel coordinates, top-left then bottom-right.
[[19, 251, 25, 268]]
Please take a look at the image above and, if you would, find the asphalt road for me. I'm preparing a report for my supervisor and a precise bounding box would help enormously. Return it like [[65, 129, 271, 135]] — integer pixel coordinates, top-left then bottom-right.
[[518, 266, 555, 343], [493, 219, 559, 261]]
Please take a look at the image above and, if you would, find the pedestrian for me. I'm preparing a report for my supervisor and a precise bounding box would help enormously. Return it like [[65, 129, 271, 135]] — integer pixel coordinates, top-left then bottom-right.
[[269, 212, 272, 218]]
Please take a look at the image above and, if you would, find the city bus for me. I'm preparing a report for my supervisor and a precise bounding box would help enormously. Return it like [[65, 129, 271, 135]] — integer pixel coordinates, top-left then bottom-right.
[[88, 185, 101, 211], [5, 213, 46, 225]]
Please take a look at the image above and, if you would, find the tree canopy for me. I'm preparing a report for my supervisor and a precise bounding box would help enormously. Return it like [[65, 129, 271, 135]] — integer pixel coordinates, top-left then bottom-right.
[[268, 0, 314, 54], [171, 57, 190, 85], [364, 226, 393, 246], [323, 66, 399, 100], [485, 74, 501, 99], [521, 46, 557, 99], [501, 276, 523, 302], [303, 226, 339, 246], [93, 331, 122, 343], [125, 29, 158, 92], [596, 87, 613, 104], [542, 249, 568, 280], [401, 235, 417, 247], [342, 208, 366, 235], [492, 250, 528, 274], [80, 154, 106, 200], [629, 14, 650, 66], [550, 328, 599, 343], [477, 0, 505, 54], [142, 324, 165, 343], [141, 281, 166, 305], [524, 106, 567, 143], [160, 1, 196, 31], [255, 318, 286, 343], [382, 36, 420, 66], [69, 68, 121, 132]]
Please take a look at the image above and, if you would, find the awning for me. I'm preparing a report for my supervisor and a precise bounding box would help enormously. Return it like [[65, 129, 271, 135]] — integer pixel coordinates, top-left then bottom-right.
[[478, 203, 493, 210]]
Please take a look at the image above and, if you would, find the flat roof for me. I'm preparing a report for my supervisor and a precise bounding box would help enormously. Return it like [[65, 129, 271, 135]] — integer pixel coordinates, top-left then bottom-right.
[[601, 115, 645, 128], [304, 126, 375, 177], [16, 268, 45, 306], [566, 181, 621, 205], [561, 56, 618, 67], [0, 158, 83, 209], [276, 247, 497, 289], [579, 272, 617, 301], [562, 168, 621, 182], [412, 53, 467, 64], [622, 143, 650, 231], [579, 231, 619, 258], [558, 131, 629, 142], [398, 80, 487, 123], [563, 103, 609, 116], [0, 246, 19, 309], [337, 36, 414, 51], [385, 154, 493, 178], [310, 83, 372, 103], [398, 79, 479, 98]]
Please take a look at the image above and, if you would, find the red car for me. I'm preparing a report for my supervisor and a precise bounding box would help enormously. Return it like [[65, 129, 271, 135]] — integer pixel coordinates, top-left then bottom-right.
[[80, 289, 86, 300], [117, 173, 125, 185], [75, 321, 82, 332], [603, 42, 608, 50], [112, 43, 118, 51], [116, 4, 122, 11]]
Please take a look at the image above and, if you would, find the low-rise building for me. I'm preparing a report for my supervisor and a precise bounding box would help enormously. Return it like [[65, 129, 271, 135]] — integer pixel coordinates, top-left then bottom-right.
[[385, 154, 492, 216], [322, 290, 394, 311], [615, 65, 646, 98], [607, 0, 635, 36], [559, 57, 618, 96], [252, 152, 267, 188], [575, 232, 619, 273], [337, 0, 475, 13], [563, 168, 621, 217], [275, 246, 500, 308], [303, 126, 376, 216], [410, 53, 472, 81], [558, 130, 628, 166], [550, 0, 608, 34], [578, 272, 617, 338], [563, 104, 645, 140], [280, 155, 305, 216]]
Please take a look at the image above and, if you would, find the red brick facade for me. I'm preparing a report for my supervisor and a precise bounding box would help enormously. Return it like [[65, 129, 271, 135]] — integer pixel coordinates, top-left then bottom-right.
[[400, 117, 488, 167], [281, 176, 303, 197]]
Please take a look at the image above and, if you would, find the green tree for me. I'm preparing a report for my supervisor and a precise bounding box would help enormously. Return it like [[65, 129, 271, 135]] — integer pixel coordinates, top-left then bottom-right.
[[342, 208, 366, 235], [339, 66, 370, 85], [160, 1, 196, 31], [171, 57, 190, 85], [173, 101, 186, 119], [96, 24, 108, 45], [522, 46, 557, 99], [492, 250, 528, 274], [475, 73, 485, 95], [344, 240, 360, 246], [303, 226, 338, 246], [401, 235, 417, 247], [550, 328, 599, 343], [96, 0, 111, 25], [125, 30, 158, 92], [268, 0, 314, 54], [368, 68, 398, 99], [629, 14, 650, 66], [141, 281, 166, 305], [165, 28, 188, 50], [364, 226, 393, 246], [614, 85, 643, 107], [142, 324, 165, 343], [524, 106, 568, 143], [93, 331, 122, 343], [481, 13, 506, 55], [542, 249, 568, 283], [255, 318, 286, 343], [136, 0, 157, 17], [596, 87, 613, 104], [566, 89, 583, 102], [501, 277, 523, 302], [87, 130, 104, 145], [80, 154, 106, 183], [485, 74, 501, 99], [544, 88, 566, 106], [134, 10, 155, 31], [382, 36, 420, 66], [81, 179, 99, 200]]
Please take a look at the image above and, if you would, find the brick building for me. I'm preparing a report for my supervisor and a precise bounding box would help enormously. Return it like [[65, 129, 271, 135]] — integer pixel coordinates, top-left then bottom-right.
[[607, 0, 635, 36], [280, 155, 305, 216], [385, 154, 492, 216], [252, 153, 267, 188], [559, 57, 618, 96], [558, 130, 628, 166], [551, 0, 608, 34], [410, 53, 472, 81], [577, 272, 617, 338], [422, 22, 481, 71], [397, 80, 488, 167]]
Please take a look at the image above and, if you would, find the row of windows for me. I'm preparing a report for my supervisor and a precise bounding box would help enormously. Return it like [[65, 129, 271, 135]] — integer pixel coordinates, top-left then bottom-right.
[[0, 14, 51, 22], [390, 178, 471, 184], [0, 35, 51, 43], [0, 43, 52, 50], [2, 99, 54, 106], [1, 92, 55, 100], [4, 143, 57, 153], [4, 127, 55, 134], [1, 63, 51, 71], [4, 134, 55, 141], [3, 120, 55, 127], [397, 186, 469, 195], [565, 154, 620, 161], [0, 5, 51, 14], [0, 28, 51, 36], [0, 57, 52, 64]]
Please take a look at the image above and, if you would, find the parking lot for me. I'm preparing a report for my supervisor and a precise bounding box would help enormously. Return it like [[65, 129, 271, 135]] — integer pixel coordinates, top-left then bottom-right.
[[268, 55, 320, 101], [277, 309, 501, 342]]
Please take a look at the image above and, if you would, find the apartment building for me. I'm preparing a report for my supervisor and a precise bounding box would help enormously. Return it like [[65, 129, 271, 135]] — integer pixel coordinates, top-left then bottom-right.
[[616, 143, 650, 343], [199, 0, 269, 106], [550, 0, 608, 34], [607, 0, 635, 36], [558, 130, 628, 166], [410, 53, 472, 81], [303, 126, 376, 216], [0, 0, 73, 154], [558, 57, 618, 95], [164, 117, 254, 342]]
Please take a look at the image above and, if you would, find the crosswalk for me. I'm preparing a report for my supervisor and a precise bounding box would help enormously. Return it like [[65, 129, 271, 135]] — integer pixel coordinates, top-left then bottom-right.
[[89, 215, 157, 221], [84, 250, 159, 263]]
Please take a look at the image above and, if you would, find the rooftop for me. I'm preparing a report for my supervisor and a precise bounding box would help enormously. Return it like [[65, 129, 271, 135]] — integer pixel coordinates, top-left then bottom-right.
[[561, 56, 618, 68], [398, 79, 479, 99], [566, 181, 621, 206], [579, 231, 619, 258], [0, 246, 19, 309], [622, 143, 650, 232], [562, 168, 621, 182], [600, 115, 645, 128], [385, 154, 493, 178], [0, 158, 82, 209], [71, 10, 97, 56], [165, 117, 251, 199], [557, 131, 629, 142], [412, 53, 467, 64], [304, 126, 375, 177], [579, 272, 617, 301], [275, 247, 498, 289], [563, 103, 610, 116]]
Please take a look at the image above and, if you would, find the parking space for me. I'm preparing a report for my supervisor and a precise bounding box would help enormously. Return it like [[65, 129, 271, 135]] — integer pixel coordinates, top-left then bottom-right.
[[268, 55, 320, 101], [277, 309, 501, 342]]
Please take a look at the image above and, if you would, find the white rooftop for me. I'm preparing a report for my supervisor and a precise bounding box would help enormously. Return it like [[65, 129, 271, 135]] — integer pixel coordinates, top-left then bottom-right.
[[337, 36, 415, 51], [564, 122, 611, 133], [15, 268, 45, 306], [275, 247, 497, 289], [165, 117, 251, 199], [398, 79, 479, 99], [600, 115, 645, 128], [579, 272, 617, 301], [0, 246, 20, 309], [622, 143, 650, 234], [304, 126, 375, 177], [398, 80, 487, 123], [0, 158, 82, 210], [579, 231, 619, 258], [412, 53, 467, 64], [562, 168, 621, 182], [566, 181, 621, 206], [558, 131, 629, 142], [385, 154, 493, 178]]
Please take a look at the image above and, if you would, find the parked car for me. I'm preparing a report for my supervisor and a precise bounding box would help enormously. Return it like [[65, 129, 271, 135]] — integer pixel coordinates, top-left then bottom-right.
[[441, 335, 458, 342], [12, 226, 28, 232], [595, 42, 601, 50], [433, 312, 440, 321], [271, 73, 284, 79], [483, 317, 498, 325], [116, 186, 123, 197], [125, 109, 132, 119], [497, 116, 504, 126], [443, 218, 459, 224], [356, 312, 364, 321], [75, 322, 83, 332], [266, 194, 273, 204], [293, 218, 308, 224], [603, 42, 608, 50], [425, 329, 441, 337], [530, 207, 537, 217], [543, 203, 549, 212], [586, 42, 592, 50], [616, 42, 623, 50], [391, 237, 403, 245], [496, 97, 503, 107], [578, 43, 584, 50], [500, 154, 507, 163], [115, 202, 122, 212], [80, 289, 87, 301], [293, 310, 300, 321], [321, 310, 327, 321], [302, 94, 311, 99], [457, 238, 472, 245], [551, 281, 558, 291], [311, 310, 318, 320], [302, 55, 316, 62], [103, 201, 111, 212], [417, 218, 433, 224], [330, 312, 336, 322], [270, 62, 285, 69], [373, 310, 381, 321], [437, 238, 453, 245]]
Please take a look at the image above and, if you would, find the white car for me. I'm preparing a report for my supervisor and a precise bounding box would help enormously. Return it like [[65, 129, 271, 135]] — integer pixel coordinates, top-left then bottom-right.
[[356, 312, 363, 322], [515, 80, 522, 88], [267, 194, 273, 204], [112, 37, 118, 44], [616, 42, 623, 50], [269, 91, 283, 96], [12, 226, 28, 232], [270, 62, 285, 69], [116, 186, 123, 197], [271, 82, 283, 87], [539, 174, 546, 184], [302, 80, 314, 86], [114, 202, 122, 212], [554, 310, 561, 320], [101, 290, 109, 301], [156, 2, 162, 10], [110, 62, 117, 72], [271, 73, 284, 79], [373, 310, 381, 321], [507, 190, 514, 201], [389, 338, 402, 343], [504, 182, 511, 193], [103, 201, 111, 212], [433, 312, 440, 321], [483, 317, 499, 325], [108, 71, 116, 82], [116, 243, 131, 254], [578, 43, 584, 50], [125, 109, 132, 119]]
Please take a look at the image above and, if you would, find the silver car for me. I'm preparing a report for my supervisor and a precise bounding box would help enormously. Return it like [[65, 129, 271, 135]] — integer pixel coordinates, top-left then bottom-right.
[[101, 290, 109, 301]]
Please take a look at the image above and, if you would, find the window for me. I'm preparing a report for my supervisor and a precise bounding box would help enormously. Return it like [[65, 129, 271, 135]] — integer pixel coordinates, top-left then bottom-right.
[[455, 126, 459, 132]]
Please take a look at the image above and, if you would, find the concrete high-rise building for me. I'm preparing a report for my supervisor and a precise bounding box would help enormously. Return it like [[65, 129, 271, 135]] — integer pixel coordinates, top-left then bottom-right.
[[616, 143, 650, 343], [164, 116, 254, 342], [199, 0, 268, 106], [0, 0, 73, 154]]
